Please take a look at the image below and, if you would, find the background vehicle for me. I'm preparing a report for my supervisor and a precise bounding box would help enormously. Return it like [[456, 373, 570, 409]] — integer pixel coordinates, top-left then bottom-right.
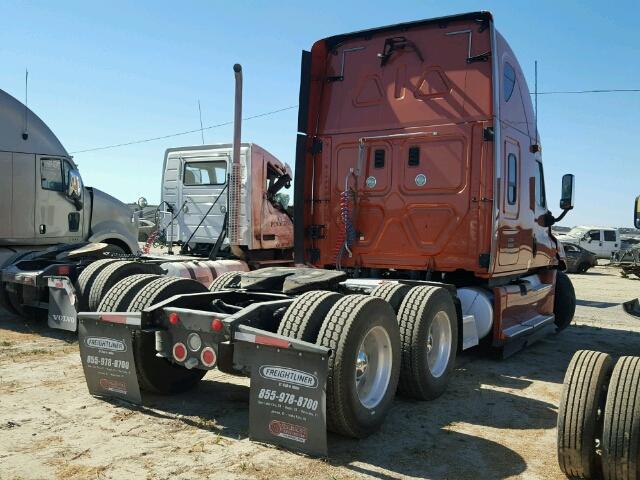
[[0, 87, 138, 315], [76, 12, 578, 454], [557, 226, 620, 259], [556, 196, 640, 480], [137, 219, 156, 242], [159, 143, 293, 259], [563, 242, 598, 273]]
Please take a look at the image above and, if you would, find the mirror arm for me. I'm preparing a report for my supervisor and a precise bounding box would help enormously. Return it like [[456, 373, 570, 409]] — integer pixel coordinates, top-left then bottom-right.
[[544, 208, 570, 227]]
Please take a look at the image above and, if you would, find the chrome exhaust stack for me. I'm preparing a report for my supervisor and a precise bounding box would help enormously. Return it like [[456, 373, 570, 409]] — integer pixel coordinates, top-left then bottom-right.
[[229, 64, 244, 254]]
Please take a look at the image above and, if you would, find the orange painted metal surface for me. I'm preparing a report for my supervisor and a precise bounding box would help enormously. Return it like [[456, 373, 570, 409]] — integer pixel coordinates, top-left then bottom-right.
[[299, 12, 561, 280]]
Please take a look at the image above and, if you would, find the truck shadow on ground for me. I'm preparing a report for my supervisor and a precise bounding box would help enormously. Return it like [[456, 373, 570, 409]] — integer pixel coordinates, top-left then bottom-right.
[[0, 308, 76, 344]]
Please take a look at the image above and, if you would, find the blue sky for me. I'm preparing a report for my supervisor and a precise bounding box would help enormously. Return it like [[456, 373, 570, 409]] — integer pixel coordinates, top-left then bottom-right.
[[1, 0, 638, 227]]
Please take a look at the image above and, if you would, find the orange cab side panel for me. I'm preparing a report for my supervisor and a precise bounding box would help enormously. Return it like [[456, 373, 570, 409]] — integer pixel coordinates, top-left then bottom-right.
[[301, 13, 495, 274], [491, 32, 559, 276]]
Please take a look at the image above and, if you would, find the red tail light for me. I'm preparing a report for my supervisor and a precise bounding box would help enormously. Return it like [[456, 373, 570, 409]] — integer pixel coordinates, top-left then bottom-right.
[[211, 318, 224, 331], [201, 347, 216, 367], [168, 312, 180, 325], [172, 342, 187, 362], [57, 265, 70, 275]]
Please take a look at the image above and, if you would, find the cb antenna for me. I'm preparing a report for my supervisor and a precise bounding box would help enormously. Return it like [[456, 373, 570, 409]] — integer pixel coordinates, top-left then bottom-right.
[[534, 60, 539, 148], [197, 99, 204, 145], [22, 69, 29, 140]]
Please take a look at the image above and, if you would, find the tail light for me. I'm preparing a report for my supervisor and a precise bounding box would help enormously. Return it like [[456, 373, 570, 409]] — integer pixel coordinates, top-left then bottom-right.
[[168, 312, 180, 325], [211, 318, 224, 331], [172, 342, 187, 362], [57, 265, 70, 275], [187, 333, 202, 352], [201, 347, 216, 367]]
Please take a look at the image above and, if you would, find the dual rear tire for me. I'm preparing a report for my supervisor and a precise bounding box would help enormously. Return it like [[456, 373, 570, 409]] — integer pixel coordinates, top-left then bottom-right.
[[277, 283, 458, 438], [558, 350, 640, 480]]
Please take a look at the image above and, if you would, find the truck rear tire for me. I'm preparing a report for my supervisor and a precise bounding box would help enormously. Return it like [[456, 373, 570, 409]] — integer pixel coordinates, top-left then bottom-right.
[[316, 295, 401, 438], [370, 282, 412, 313], [209, 271, 242, 291], [0, 251, 31, 315], [396, 286, 458, 400], [88, 261, 155, 311], [602, 356, 640, 480], [76, 259, 121, 311], [277, 290, 342, 342], [557, 350, 613, 479], [97, 274, 162, 312], [554, 271, 576, 331], [126, 277, 209, 393]]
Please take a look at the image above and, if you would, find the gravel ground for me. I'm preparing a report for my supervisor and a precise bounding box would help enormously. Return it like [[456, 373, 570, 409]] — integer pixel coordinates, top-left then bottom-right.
[[1, 264, 638, 480]]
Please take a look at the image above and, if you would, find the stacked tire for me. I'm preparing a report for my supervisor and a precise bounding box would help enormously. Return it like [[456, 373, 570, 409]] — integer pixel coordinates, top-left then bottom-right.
[[557, 350, 640, 480]]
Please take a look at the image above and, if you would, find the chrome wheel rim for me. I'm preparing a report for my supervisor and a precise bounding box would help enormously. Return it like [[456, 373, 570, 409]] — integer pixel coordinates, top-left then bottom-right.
[[355, 325, 393, 409], [427, 311, 452, 378]]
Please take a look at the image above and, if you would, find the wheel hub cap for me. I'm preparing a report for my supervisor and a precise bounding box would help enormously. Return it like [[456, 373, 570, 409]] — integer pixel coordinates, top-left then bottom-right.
[[426, 311, 452, 378], [355, 325, 393, 409]]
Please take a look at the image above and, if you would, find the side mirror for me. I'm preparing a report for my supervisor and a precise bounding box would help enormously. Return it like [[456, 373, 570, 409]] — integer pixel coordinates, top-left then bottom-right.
[[137, 197, 148, 209], [559, 174, 575, 210], [67, 169, 83, 210], [634, 195, 640, 229]]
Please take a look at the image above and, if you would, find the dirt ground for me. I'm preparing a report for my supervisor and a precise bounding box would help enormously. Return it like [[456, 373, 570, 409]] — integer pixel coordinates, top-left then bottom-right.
[[1, 265, 639, 480]]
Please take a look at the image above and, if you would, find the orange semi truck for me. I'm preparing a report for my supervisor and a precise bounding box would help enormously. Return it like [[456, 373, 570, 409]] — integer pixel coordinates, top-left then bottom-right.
[[74, 11, 577, 454]]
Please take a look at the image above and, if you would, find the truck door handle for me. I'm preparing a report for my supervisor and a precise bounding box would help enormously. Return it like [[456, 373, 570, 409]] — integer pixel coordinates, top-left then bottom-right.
[[39, 224, 46, 234], [599, 242, 603, 246]]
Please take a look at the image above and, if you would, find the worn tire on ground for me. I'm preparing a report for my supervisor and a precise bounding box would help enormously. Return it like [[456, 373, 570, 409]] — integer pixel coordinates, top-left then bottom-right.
[[88, 261, 155, 311], [75, 259, 121, 311], [396, 286, 458, 400], [126, 277, 209, 393], [554, 271, 576, 331], [277, 290, 342, 342], [97, 274, 162, 312], [209, 271, 243, 291], [316, 295, 401, 438], [557, 350, 613, 479], [602, 356, 640, 480], [370, 282, 412, 313]]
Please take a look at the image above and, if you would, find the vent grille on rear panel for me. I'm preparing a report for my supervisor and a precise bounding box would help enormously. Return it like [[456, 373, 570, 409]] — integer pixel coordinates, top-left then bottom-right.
[[408, 147, 420, 166]]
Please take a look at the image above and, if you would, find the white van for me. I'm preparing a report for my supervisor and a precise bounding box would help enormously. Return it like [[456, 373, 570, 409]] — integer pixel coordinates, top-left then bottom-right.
[[558, 226, 621, 259]]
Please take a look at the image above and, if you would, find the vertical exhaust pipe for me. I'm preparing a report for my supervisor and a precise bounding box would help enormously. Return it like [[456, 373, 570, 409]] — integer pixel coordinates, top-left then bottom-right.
[[228, 64, 243, 252]]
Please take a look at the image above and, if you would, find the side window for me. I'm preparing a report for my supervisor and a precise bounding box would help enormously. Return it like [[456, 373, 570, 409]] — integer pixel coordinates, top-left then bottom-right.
[[40, 158, 64, 191], [507, 153, 517, 205], [504, 62, 516, 102], [588, 231, 601, 241], [603, 230, 617, 242], [535, 161, 546, 208], [183, 161, 227, 186]]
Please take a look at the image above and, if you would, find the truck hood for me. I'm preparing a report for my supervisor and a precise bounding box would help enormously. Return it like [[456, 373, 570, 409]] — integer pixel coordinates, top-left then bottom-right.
[[88, 187, 139, 254]]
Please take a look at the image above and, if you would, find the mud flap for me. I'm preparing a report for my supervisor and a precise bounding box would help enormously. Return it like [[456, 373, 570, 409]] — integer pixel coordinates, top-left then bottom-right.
[[47, 276, 78, 331], [234, 326, 330, 456], [78, 312, 142, 404]]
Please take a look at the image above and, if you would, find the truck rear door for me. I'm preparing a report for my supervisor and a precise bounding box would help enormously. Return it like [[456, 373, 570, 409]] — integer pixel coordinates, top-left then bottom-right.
[[178, 156, 228, 245], [602, 229, 619, 258]]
